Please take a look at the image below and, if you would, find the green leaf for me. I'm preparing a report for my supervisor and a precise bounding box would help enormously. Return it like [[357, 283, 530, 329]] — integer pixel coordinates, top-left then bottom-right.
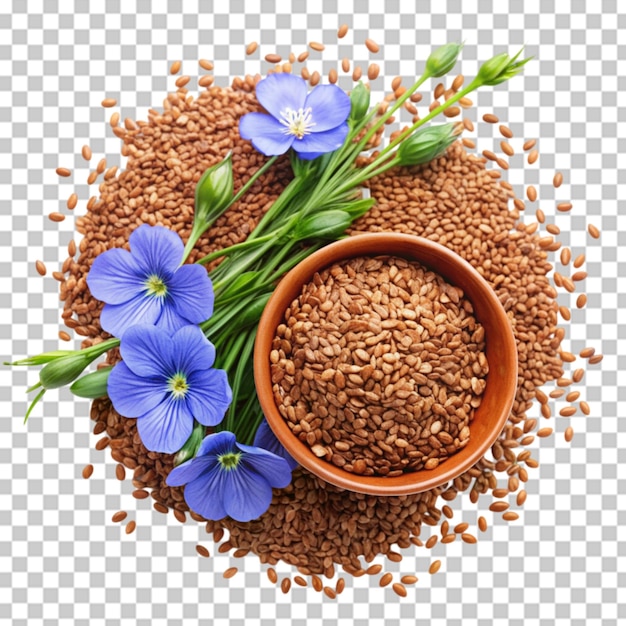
[[425, 42, 464, 78], [24, 388, 46, 424]]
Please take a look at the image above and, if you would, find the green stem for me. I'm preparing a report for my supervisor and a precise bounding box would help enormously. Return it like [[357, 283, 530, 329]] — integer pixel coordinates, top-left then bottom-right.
[[194, 232, 277, 266]]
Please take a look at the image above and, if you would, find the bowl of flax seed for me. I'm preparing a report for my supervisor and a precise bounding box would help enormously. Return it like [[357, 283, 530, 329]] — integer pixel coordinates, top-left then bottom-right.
[[254, 233, 517, 495]]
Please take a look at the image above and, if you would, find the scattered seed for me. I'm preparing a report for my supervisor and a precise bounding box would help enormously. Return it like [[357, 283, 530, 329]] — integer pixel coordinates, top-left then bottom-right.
[[462, 138, 476, 149], [196, 544, 210, 558], [401, 575, 418, 585], [580, 400, 591, 415], [452, 74, 464, 91], [580, 347, 595, 359], [500, 141, 514, 156], [442, 505, 453, 519], [35, 260, 47, 276], [461, 533, 477, 544], [267, 568, 278, 584], [311, 574, 323, 591], [328, 68, 338, 84], [175, 75, 190, 89], [523, 139, 537, 151], [478, 516, 488, 532], [101, 98, 117, 107], [323, 586, 336, 599], [537, 427, 553, 438], [482, 113, 499, 124], [564, 427, 574, 442], [365, 38, 380, 53], [337, 24, 349, 38], [379, 573, 393, 587], [557, 202, 572, 212], [198, 75, 214, 88], [367, 63, 380, 80], [125, 520, 136, 534], [340, 57, 350, 73], [527, 149, 539, 164], [67, 193, 78, 210], [198, 59, 214, 71], [392, 582, 407, 597], [112, 463, 124, 481], [535, 208, 545, 223], [297, 50, 309, 63], [49, 211, 65, 222], [95, 436, 110, 451], [169, 60, 181, 75], [245, 42, 258, 55], [82, 464, 94, 479], [57, 330, 70, 342], [132, 489, 148, 499], [429, 560, 441, 575], [265, 53, 282, 64], [153, 502, 168, 514], [553, 172, 563, 187], [587, 224, 600, 239], [309, 41, 325, 52], [526, 186, 537, 202], [336, 577, 345, 594], [425, 535, 438, 549], [559, 306, 571, 321], [293, 575, 307, 587], [366, 564, 383, 575], [112, 511, 127, 523], [499, 124, 513, 138], [560, 406, 577, 417], [546, 224, 560, 235], [443, 106, 461, 118], [572, 369, 585, 383], [223, 567, 238, 579], [588, 354, 603, 365], [560, 248, 571, 265], [502, 512, 519, 522], [56, 167, 71, 177]]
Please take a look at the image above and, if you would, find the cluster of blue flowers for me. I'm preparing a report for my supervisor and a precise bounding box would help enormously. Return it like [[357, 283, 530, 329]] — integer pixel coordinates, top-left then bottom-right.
[[87, 224, 295, 522]]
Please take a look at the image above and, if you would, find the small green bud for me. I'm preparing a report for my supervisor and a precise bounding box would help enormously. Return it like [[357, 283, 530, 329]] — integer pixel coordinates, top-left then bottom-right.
[[294, 210, 353, 241], [195, 152, 234, 223], [70, 366, 112, 399], [476, 51, 514, 85], [349, 82, 371, 121], [174, 421, 206, 466], [396, 123, 461, 167], [39, 352, 93, 389], [425, 42, 464, 78]]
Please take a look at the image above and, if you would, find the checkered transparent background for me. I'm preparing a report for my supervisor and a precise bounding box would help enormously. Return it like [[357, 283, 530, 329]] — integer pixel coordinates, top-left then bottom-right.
[[1, 1, 625, 625]]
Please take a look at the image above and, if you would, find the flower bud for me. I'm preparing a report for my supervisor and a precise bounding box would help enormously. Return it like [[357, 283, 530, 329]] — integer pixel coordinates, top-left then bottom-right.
[[294, 210, 353, 241], [70, 366, 111, 399], [195, 152, 234, 223], [174, 421, 206, 466], [396, 123, 460, 167], [349, 82, 371, 122], [425, 42, 464, 78], [476, 52, 512, 85], [39, 352, 93, 389]]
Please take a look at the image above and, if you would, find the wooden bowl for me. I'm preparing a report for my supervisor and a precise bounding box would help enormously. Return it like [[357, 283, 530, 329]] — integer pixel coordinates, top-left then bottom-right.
[[254, 233, 517, 495]]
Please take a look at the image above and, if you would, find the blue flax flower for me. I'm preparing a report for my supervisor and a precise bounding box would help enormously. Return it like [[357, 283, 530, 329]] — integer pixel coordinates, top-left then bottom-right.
[[166, 431, 293, 522], [108, 324, 232, 454], [87, 224, 214, 338], [239, 73, 351, 160], [253, 418, 298, 471]]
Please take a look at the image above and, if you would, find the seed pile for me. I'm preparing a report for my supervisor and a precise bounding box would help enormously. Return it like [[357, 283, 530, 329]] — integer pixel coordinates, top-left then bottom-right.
[[48, 43, 596, 595], [272, 256, 487, 475]]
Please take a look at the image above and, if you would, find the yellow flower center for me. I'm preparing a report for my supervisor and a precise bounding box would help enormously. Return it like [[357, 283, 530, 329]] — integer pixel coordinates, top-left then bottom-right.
[[279, 106, 315, 139], [167, 372, 189, 399], [218, 452, 241, 470], [145, 274, 168, 297]]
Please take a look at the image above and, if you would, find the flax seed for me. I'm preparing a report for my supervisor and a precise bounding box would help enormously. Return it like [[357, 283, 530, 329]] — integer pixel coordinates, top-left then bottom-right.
[[309, 41, 324, 51], [101, 98, 117, 107], [482, 113, 499, 124], [224, 567, 238, 579], [55, 167, 71, 177], [379, 572, 393, 587], [392, 582, 407, 597], [429, 560, 441, 575], [587, 224, 600, 239], [564, 426, 574, 442], [365, 38, 380, 53], [523, 139, 536, 151], [245, 42, 258, 55], [527, 149, 539, 164], [125, 520, 136, 534], [265, 53, 282, 64], [526, 186, 537, 202], [82, 464, 94, 479], [553, 172, 563, 187], [267, 568, 278, 584], [478, 516, 488, 532], [367, 63, 380, 80]]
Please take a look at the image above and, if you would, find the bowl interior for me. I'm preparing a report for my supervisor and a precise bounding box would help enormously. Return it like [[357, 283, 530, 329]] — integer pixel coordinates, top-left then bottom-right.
[[254, 233, 518, 496]]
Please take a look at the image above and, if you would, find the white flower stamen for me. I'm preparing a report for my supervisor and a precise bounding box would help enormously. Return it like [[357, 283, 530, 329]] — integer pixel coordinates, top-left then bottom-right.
[[278, 106, 315, 139]]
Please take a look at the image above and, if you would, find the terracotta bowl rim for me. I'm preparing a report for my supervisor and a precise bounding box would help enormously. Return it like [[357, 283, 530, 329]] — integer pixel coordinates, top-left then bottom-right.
[[253, 233, 518, 496]]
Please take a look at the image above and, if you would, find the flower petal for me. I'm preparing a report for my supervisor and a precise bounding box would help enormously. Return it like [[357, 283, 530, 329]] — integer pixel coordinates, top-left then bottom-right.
[[294, 123, 349, 156], [222, 464, 274, 522], [181, 465, 228, 520], [107, 361, 167, 416], [129, 224, 184, 276], [87, 248, 144, 305], [168, 325, 216, 374], [167, 264, 215, 325], [99, 293, 163, 338], [186, 368, 232, 426], [254, 73, 307, 119], [304, 84, 352, 132], [253, 420, 299, 470], [239, 112, 295, 157], [136, 396, 194, 453], [118, 324, 172, 379], [166, 454, 218, 487], [237, 442, 293, 489], [196, 431, 237, 458]]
